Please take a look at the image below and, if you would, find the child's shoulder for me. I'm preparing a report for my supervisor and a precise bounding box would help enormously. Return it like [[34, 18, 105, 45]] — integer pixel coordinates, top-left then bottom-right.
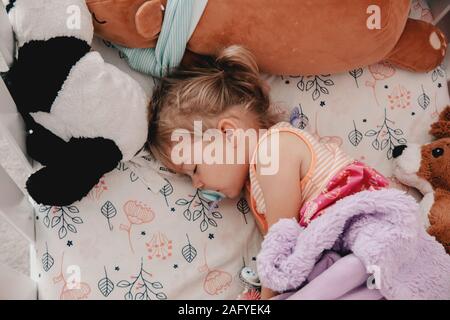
[[260, 121, 311, 154], [265, 122, 312, 143], [254, 122, 311, 176]]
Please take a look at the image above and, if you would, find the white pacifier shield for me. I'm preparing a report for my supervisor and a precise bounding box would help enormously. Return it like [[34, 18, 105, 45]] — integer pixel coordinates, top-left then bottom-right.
[[240, 267, 261, 287]]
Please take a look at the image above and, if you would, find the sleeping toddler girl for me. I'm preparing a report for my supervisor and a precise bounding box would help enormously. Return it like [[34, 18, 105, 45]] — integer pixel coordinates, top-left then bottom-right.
[[147, 46, 389, 299]]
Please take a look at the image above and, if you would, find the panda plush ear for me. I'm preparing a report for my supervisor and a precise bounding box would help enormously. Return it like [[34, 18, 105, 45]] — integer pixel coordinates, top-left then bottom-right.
[[430, 106, 450, 139]]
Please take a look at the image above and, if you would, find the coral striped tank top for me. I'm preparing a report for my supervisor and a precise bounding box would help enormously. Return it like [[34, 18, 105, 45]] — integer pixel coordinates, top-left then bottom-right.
[[246, 122, 354, 234]]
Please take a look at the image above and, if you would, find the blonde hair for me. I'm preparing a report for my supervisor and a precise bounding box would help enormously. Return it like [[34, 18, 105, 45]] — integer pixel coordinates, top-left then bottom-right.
[[147, 45, 281, 164]]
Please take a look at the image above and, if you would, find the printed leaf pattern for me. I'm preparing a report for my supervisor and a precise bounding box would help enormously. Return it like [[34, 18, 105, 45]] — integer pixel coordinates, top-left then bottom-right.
[[348, 121, 363, 147], [365, 109, 407, 159], [160, 178, 173, 207], [39, 205, 83, 240], [296, 75, 334, 101], [417, 85, 430, 110], [349, 68, 363, 88], [431, 65, 445, 82], [237, 198, 250, 224], [182, 234, 197, 263], [176, 190, 222, 232], [130, 171, 139, 182], [117, 258, 167, 300], [101, 201, 117, 231], [116, 162, 129, 171], [42, 242, 54, 272], [290, 104, 309, 130], [98, 266, 115, 297], [39, 205, 51, 228]]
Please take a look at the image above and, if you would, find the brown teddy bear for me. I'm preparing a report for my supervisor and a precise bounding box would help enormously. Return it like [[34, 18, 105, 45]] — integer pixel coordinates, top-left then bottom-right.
[[393, 107, 450, 254], [86, 0, 447, 75]]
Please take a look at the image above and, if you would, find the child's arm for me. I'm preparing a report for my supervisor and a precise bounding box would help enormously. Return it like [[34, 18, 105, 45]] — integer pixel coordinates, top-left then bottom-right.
[[255, 132, 306, 226], [255, 132, 310, 299], [260, 287, 277, 300]]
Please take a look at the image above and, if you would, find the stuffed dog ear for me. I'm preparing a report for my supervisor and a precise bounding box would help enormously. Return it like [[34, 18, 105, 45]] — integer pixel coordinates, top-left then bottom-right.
[[430, 106, 450, 139], [135, 0, 163, 41], [438, 105, 450, 121]]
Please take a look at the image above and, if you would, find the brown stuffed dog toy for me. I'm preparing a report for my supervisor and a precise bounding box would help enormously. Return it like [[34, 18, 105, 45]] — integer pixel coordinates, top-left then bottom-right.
[[393, 107, 450, 254], [86, 0, 447, 75]]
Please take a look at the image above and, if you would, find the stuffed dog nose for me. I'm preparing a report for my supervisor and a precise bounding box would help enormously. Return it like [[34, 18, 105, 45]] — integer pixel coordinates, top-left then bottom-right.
[[393, 145, 407, 158]]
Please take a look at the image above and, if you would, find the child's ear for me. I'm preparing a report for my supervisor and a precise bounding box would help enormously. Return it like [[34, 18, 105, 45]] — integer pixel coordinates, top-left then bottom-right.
[[430, 106, 450, 139], [217, 118, 238, 133], [217, 118, 238, 144]]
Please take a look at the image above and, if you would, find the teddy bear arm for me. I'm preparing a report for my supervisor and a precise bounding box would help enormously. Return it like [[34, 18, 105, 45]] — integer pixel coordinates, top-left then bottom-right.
[[385, 19, 447, 72]]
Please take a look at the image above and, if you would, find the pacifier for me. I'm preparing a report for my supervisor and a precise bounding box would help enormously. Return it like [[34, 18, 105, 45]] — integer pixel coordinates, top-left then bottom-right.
[[200, 189, 227, 202], [239, 267, 261, 289]]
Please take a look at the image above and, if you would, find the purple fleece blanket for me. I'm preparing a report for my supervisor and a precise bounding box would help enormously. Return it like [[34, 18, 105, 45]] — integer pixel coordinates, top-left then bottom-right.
[[257, 189, 450, 299]]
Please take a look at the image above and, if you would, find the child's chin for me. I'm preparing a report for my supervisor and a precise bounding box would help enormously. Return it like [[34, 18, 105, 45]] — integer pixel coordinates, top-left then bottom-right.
[[227, 190, 242, 200]]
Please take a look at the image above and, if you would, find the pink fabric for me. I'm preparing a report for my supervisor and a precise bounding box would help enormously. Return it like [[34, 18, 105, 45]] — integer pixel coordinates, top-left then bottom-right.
[[299, 161, 389, 227]]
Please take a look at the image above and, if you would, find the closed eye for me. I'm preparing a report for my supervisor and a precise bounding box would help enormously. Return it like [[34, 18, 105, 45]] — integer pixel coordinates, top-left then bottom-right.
[[92, 12, 107, 24]]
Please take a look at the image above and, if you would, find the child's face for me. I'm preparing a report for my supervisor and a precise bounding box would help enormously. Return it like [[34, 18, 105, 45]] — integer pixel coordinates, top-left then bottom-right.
[[183, 162, 249, 200], [171, 135, 250, 200], [167, 116, 256, 199]]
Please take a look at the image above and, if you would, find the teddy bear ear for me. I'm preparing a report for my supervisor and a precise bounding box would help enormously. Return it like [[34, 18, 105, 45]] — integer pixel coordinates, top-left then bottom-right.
[[430, 106, 450, 139], [135, 0, 163, 41]]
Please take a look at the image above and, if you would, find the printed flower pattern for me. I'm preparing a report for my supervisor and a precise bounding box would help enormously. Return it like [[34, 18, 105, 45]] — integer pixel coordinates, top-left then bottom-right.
[[53, 253, 91, 300], [199, 246, 232, 296], [32, 3, 448, 299], [388, 85, 411, 110], [120, 200, 156, 253], [366, 61, 396, 105]]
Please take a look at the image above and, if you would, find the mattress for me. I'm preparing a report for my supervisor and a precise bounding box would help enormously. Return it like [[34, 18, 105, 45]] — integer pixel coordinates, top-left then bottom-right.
[[33, 0, 450, 300]]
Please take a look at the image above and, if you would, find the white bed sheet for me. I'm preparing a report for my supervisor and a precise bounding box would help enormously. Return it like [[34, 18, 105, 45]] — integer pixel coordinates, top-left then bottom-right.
[[33, 0, 450, 300]]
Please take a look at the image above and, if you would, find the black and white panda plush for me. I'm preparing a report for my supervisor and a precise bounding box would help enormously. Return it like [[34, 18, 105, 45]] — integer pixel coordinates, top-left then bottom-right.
[[5, 0, 149, 206]]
